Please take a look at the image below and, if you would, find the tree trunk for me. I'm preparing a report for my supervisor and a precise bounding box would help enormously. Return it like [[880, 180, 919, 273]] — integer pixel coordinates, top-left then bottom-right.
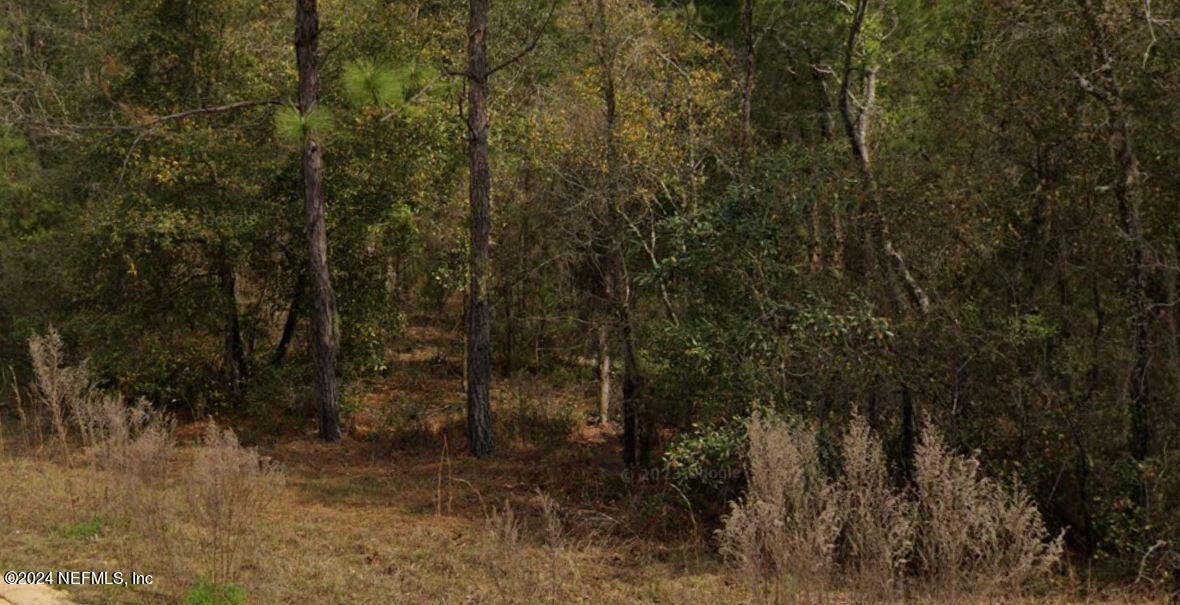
[[592, 0, 649, 467], [296, 0, 341, 442], [597, 322, 611, 425], [838, 0, 929, 316], [737, 0, 754, 176], [621, 304, 650, 466], [217, 254, 247, 393], [838, 0, 929, 480], [272, 271, 305, 366], [1076, 0, 1151, 466], [465, 0, 494, 458]]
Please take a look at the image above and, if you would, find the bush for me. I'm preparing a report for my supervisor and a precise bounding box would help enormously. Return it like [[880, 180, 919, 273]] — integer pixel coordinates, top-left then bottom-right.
[[662, 418, 746, 519], [717, 413, 841, 599], [185, 423, 283, 585], [718, 412, 1063, 602], [28, 328, 89, 451], [914, 423, 1062, 596], [837, 414, 913, 596]]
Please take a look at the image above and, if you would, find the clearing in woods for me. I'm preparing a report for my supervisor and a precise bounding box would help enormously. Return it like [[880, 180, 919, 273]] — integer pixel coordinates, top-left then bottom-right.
[[0, 323, 1159, 604]]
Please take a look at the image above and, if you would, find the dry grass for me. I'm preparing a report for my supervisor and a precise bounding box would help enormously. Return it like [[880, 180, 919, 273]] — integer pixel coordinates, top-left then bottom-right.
[[719, 413, 1069, 604], [838, 414, 915, 597], [717, 413, 841, 603], [28, 328, 89, 453], [184, 423, 282, 586], [0, 428, 1168, 605], [0, 327, 1162, 605], [915, 423, 1064, 598]]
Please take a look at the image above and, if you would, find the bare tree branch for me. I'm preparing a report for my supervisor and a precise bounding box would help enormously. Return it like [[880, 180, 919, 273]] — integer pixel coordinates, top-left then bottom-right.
[[488, 0, 559, 76]]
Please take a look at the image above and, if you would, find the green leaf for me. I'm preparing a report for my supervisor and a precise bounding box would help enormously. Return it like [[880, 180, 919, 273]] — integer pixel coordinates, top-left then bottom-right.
[[343, 60, 404, 109], [274, 106, 334, 144]]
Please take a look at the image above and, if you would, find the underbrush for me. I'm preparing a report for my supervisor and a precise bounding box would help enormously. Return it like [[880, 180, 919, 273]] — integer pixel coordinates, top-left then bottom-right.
[[1, 329, 282, 602], [0, 331, 1167, 604], [718, 412, 1065, 603]]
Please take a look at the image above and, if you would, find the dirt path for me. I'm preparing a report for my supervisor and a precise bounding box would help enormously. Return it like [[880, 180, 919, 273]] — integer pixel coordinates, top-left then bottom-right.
[[0, 583, 77, 605]]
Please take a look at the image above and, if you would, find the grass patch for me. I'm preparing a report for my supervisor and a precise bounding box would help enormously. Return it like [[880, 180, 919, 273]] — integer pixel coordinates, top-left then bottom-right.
[[58, 516, 105, 540], [184, 578, 246, 605]]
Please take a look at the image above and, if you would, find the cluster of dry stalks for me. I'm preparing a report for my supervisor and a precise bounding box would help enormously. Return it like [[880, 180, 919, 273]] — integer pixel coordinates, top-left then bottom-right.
[[15, 329, 282, 595], [718, 413, 1063, 603], [186, 424, 283, 585], [481, 489, 574, 603]]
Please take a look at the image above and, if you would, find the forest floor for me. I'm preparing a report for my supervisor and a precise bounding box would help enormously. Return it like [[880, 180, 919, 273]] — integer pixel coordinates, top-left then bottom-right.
[[0, 323, 1166, 604]]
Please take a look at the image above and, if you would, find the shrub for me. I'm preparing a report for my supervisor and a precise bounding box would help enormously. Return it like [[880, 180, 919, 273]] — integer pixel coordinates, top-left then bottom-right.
[[185, 423, 282, 585], [27, 328, 176, 483], [663, 418, 745, 491], [28, 328, 90, 451], [718, 412, 1063, 602], [837, 414, 914, 596], [717, 413, 841, 599], [914, 423, 1062, 596], [74, 395, 175, 483]]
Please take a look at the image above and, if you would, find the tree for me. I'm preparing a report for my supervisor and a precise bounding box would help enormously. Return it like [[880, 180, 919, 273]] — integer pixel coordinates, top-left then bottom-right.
[[295, 0, 342, 442], [465, 0, 495, 458]]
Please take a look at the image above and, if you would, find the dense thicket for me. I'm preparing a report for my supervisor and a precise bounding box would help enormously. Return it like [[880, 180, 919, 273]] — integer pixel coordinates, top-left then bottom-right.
[[2, 0, 1178, 581]]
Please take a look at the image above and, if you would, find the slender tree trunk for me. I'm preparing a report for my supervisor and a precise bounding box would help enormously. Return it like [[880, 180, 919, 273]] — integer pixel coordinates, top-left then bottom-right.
[[597, 322, 611, 425], [1076, 0, 1151, 466], [217, 254, 247, 392], [812, 64, 836, 142], [272, 271, 305, 366], [465, 0, 494, 458], [838, 0, 929, 480], [737, 0, 754, 176], [296, 0, 341, 442], [591, 0, 648, 467], [838, 1, 929, 315]]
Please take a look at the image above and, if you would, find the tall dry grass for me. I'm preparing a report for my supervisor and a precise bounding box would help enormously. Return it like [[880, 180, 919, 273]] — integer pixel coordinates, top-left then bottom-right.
[[716, 413, 841, 602], [719, 413, 1062, 603], [915, 423, 1063, 597], [838, 414, 915, 596], [28, 328, 90, 452], [185, 422, 283, 586], [18, 330, 283, 598]]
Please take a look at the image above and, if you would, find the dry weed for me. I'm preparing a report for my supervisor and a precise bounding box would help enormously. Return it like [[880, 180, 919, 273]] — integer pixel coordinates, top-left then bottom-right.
[[717, 413, 841, 602], [184, 422, 283, 586], [28, 328, 89, 452], [720, 413, 1062, 603], [915, 423, 1062, 597], [838, 414, 914, 597]]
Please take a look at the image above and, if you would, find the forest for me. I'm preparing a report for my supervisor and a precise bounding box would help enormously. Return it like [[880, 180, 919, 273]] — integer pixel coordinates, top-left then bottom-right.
[[1, 0, 1178, 603]]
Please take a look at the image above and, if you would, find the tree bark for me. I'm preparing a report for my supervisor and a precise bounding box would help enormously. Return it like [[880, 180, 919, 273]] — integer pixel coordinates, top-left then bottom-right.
[[837, 0, 929, 480], [272, 271, 305, 366], [591, 0, 649, 467], [217, 253, 247, 393], [465, 0, 494, 458], [737, 0, 754, 177], [296, 0, 341, 442], [597, 322, 611, 425], [1076, 0, 1151, 465], [837, 0, 929, 316]]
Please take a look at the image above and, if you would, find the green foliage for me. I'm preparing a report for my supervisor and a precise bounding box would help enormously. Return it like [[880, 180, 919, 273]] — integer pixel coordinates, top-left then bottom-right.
[[662, 417, 746, 491], [58, 517, 105, 540], [1006, 313, 1058, 345], [183, 579, 246, 605], [274, 106, 333, 143], [343, 60, 405, 108]]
